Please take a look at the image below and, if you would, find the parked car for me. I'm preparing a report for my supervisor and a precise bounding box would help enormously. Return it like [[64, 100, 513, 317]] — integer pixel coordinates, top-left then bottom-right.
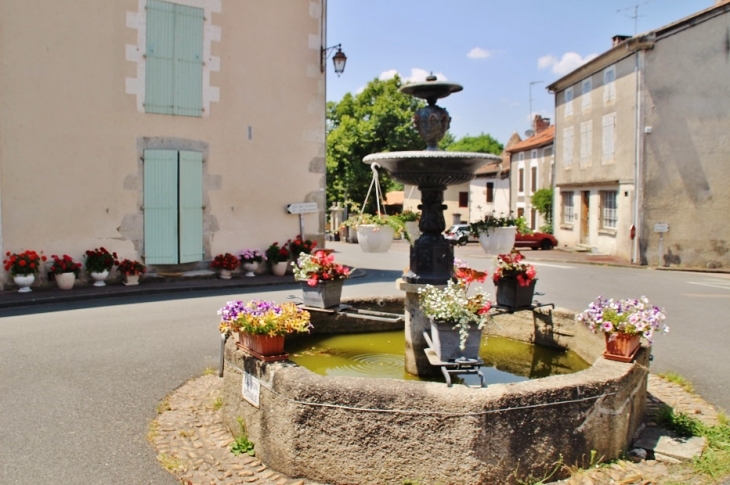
[[514, 231, 558, 250], [444, 224, 477, 246]]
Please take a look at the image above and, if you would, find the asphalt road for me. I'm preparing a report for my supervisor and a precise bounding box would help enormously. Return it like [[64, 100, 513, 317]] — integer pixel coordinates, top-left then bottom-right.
[[1, 240, 728, 483]]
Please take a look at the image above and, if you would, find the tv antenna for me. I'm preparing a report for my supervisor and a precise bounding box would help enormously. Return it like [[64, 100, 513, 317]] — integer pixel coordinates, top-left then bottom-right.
[[618, 0, 653, 35], [528, 80, 543, 134]]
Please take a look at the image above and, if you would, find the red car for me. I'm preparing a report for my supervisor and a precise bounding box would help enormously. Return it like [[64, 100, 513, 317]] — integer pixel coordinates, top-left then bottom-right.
[[514, 232, 558, 250]]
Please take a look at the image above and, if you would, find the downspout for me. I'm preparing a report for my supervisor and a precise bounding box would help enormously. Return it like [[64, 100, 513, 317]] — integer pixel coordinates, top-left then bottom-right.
[[632, 49, 645, 264]]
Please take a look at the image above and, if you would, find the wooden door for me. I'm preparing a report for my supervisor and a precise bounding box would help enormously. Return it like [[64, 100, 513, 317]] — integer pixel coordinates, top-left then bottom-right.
[[580, 191, 590, 245]]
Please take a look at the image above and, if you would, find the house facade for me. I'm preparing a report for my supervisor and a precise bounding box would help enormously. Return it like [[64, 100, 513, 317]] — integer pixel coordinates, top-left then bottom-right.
[[507, 117, 554, 231], [468, 132, 519, 223], [0, 0, 328, 287], [549, 2, 730, 268]]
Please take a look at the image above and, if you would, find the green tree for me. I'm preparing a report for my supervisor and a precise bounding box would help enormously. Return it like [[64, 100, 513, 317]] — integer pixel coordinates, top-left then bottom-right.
[[441, 133, 503, 154], [326, 76, 425, 212], [531, 187, 554, 233]]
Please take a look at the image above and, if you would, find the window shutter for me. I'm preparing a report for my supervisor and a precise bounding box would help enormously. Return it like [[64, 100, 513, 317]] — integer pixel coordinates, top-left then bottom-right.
[[144, 149, 179, 264], [178, 151, 204, 263], [603, 114, 615, 160], [173, 5, 204, 116], [145, 0, 175, 115]]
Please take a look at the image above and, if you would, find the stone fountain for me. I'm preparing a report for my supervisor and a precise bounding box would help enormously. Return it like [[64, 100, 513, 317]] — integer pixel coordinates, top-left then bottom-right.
[[363, 75, 500, 376]]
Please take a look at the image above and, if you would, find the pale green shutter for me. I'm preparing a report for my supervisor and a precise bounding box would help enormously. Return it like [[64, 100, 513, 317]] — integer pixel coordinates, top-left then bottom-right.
[[178, 151, 203, 263], [145, 0, 175, 115], [173, 5, 204, 116], [144, 149, 179, 264]]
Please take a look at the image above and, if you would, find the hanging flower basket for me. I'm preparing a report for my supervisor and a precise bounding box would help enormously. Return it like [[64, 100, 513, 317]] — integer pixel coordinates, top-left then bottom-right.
[[478, 227, 517, 255], [357, 224, 395, 253]]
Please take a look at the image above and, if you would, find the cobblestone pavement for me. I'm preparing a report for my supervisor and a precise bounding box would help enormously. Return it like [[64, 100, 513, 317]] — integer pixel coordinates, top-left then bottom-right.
[[151, 373, 725, 485]]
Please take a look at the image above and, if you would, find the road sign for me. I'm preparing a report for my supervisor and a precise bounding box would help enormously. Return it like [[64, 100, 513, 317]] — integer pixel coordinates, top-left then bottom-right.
[[653, 223, 669, 233], [286, 202, 318, 214]]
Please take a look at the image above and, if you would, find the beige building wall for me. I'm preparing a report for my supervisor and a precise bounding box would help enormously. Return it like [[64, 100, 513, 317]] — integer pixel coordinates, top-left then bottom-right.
[[469, 175, 510, 223], [640, 12, 730, 267], [0, 0, 325, 284], [403, 184, 469, 226]]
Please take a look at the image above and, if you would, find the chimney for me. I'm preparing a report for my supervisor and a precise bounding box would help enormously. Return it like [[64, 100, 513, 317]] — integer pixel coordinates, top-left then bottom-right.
[[534, 115, 551, 134], [612, 35, 631, 47]]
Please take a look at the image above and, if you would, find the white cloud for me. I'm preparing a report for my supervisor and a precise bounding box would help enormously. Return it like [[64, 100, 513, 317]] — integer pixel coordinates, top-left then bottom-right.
[[538, 52, 598, 76], [379, 68, 448, 84], [467, 47, 492, 59]]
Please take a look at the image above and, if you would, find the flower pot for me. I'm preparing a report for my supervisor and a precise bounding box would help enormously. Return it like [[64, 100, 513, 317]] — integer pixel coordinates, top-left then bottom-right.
[[495, 278, 536, 310], [604, 333, 641, 363], [430, 320, 483, 362], [356, 224, 395, 253], [90, 270, 109, 287], [404, 221, 421, 243], [271, 261, 288, 277], [218, 269, 232, 280], [301, 279, 344, 309], [237, 332, 288, 362], [55, 272, 76, 290], [242, 261, 259, 277], [123, 274, 140, 286], [478, 226, 517, 255], [13, 274, 35, 293]]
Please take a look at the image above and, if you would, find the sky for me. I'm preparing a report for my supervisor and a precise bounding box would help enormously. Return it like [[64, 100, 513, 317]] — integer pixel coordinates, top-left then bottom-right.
[[325, 0, 714, 146]]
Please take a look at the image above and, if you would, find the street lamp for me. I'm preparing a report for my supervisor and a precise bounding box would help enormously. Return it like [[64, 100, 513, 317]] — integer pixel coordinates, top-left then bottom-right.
[[321, 44, 347, 76]]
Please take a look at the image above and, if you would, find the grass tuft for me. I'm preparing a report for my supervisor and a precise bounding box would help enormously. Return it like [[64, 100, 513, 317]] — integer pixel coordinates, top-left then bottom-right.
[[658, 370, 694, 393]]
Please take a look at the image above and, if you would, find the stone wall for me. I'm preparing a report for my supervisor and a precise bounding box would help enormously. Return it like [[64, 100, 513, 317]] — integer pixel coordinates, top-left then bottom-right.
[[222, 302, 648, 484]]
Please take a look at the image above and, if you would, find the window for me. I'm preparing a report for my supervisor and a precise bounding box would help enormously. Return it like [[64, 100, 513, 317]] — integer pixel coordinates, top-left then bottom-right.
[[530, 166, 537, 193], [459, 192, 468, 208], [602, 113, 616, 162], [518, 168, 525, 193], [486, 183, 494, 203], [582, 78, 592, 111], [600, 191, 618, 229], [580, 121, 592, 166], [564, 86, 574, 117], [144, 149, 204, 263], [562, 191, 575, 224], [145, 0, 204, 116], [563, 127, 574, 167], [530, 209, 537, 230], [603, 65, 616, 105]]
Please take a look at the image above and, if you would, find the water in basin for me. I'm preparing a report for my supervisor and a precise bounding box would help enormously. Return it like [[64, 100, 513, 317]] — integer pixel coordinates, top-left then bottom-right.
[[288, 330, 590, 385]]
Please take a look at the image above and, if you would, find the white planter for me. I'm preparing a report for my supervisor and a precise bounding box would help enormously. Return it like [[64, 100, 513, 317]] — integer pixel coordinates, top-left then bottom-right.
[[356, 225, 395, 253], [218, 269, 232, 280], [404, 221, 421, 243], [478, 227, 517, 256], [123, 274, 140, 286], [242, 261, 259, 277], [55, 272, 76, 290], [90, 270, 109, 287], [271, 261, 288, 276], [13, 274, 35, 293]]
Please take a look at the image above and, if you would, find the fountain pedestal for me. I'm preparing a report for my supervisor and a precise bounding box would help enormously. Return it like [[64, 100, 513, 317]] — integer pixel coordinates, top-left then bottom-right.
[[397, 278, 441, 376]]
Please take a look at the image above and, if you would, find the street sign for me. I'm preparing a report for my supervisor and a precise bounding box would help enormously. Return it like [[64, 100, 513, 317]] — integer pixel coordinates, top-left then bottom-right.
[[242, 372, 260, 408], [286, 202, 318, 214], [653, 223, 669, 233]]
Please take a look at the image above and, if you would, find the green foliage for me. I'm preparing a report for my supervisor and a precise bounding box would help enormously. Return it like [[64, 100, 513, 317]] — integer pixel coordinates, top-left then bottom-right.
[[531, 188, 553, 228], [326, 76, 425, 212], [443, 132, 503, 154], [658, 370, 694, 393], [230, 417, 255, 457]]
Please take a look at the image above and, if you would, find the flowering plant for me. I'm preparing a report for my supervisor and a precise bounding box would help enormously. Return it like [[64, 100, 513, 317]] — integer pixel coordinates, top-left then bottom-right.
[[293, 250, 350, 286], [218, 299, 311, 336], [418, 261, 492, 350], [239, 248, 265, 264], [84, 247, 118, 274], [48, 254, 82, 276], [211, 253, 239, 271], [492, 251, 537, 287], [4, 250, 47, 276], [265, 242, 291, 264], [576, 296, 669, 343], [288, 235, 316, 260], [469, 212, 517, 236], [117, 259, 146, 276]]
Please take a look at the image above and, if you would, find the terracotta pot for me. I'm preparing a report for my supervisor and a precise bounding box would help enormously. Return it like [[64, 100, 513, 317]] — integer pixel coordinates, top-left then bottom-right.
[[604, 333, 641, 362], [55, 272, 76, 290], [237, 332, 287, 361]]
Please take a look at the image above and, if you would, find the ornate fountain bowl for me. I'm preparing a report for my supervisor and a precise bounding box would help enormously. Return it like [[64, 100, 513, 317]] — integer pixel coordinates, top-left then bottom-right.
[[363, 151, 500, 187]]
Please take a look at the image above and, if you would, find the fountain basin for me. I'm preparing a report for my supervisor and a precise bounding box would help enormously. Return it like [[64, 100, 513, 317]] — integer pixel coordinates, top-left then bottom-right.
[[222, 298, 648, 484]]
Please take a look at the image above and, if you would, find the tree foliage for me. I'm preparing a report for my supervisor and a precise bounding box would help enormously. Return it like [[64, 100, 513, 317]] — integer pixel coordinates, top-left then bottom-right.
[[326, 76, 425, 212], [441, 133, 503, 155], [531, 187, 554, 222]]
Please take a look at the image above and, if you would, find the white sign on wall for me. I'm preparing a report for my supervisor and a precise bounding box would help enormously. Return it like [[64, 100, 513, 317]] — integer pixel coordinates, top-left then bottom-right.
[[653, 223, 669, 233], [286, 202, 318, 214], [242, 372, 260, 408]]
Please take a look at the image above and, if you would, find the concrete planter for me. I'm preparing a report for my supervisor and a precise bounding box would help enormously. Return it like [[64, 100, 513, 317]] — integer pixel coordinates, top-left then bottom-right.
[[430, 319, 482, 361], [495, 278, 536, 309], [301, 280, 344, 309]]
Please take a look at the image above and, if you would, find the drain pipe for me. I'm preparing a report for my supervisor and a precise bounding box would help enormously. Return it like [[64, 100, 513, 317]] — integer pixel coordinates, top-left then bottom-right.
[[219, 332, 229, 377]]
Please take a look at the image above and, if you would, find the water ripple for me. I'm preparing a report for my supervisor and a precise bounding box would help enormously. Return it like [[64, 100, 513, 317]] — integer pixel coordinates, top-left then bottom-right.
[[326, 353, 405, 379]]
